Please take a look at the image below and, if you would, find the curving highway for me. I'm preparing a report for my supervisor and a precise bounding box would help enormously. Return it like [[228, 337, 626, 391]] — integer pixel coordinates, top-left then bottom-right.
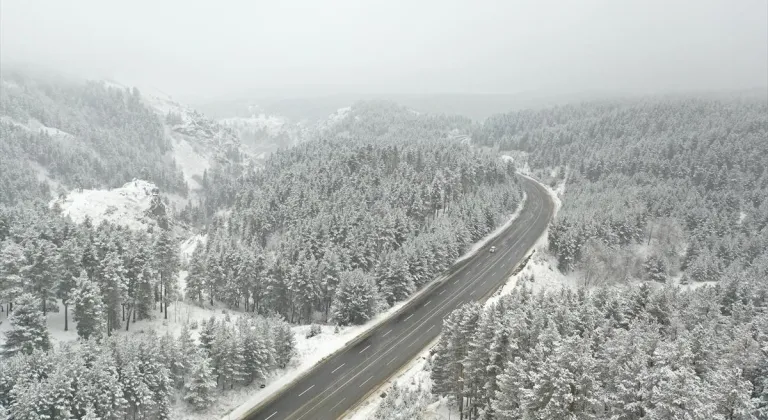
[[240, 175, 555, 420]]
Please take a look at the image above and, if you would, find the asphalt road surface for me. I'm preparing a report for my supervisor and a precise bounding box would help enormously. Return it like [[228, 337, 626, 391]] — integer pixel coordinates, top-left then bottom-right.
[[241, 175, 555, 420]]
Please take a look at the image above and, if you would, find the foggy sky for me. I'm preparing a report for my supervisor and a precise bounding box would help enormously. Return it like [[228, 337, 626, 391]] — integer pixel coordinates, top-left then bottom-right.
[[2, 0, 766, 102]]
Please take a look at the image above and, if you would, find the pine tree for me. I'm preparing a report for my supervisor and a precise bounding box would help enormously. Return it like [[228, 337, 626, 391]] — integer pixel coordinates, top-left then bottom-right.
[[185, 244, 208, 305], [97, 250, 127, 333], [20, 238, 61, 314], [331, 269, 383, 326], [154, 229, 180, 320], [199, 316, 218, 354], [272, 317, 296, 369], [183, 353, 216, 410], [72, 271, 105, 340], [57, 238, 81, 332], [2, 293, 51, 356], [239, 318, 272, 384]]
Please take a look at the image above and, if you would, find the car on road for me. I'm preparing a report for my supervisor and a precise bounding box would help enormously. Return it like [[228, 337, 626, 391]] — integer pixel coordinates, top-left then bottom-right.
[[490, 246, 496, 253]]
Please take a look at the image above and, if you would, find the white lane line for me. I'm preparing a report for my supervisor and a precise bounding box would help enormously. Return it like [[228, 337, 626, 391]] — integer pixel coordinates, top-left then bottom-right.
[[330, 398, 346, 412], [424, 300, 431, 306], [439, 289, 446, 295], [359, 345, 370, 354], [469, 290, 475, 297], [265, 412, 278, 420], [492, 270, 497, 276], [298, 385, 315, 397], [382, 330, 392, 337], [386, 356, 397, 366], [404, 314, 414, 321], [331, 363, 345, 374], [361, 376, 374, 386]]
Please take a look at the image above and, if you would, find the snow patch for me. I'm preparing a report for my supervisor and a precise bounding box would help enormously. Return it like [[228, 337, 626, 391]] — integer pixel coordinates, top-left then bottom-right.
[[50, 180, 159, 231], [170, 136, 211, 190], [181, 234, 207, 263]]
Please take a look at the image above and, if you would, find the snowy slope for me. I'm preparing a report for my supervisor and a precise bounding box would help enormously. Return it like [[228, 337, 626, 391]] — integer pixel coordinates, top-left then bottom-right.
[[50, 180, 160, 231], [101, 80, 241, 193]]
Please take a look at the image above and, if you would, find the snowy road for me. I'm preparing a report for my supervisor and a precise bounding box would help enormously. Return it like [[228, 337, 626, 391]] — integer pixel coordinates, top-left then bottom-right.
[[240, 176, 555, 420]]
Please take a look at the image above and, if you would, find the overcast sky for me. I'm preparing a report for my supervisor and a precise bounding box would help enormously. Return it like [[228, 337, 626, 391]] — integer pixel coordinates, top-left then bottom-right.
[[2, 0, 766, 101]]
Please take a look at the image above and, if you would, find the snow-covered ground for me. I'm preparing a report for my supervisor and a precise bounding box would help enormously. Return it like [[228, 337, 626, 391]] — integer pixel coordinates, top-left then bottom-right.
[[170, 135, 211, 191], [50, 180, 159, 231]]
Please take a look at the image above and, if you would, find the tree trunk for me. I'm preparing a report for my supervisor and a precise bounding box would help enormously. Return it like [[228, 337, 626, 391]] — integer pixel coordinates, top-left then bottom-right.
[[125, 307, 132, 331], [64, 303, 68, 331], [163, 284, 168, 320]]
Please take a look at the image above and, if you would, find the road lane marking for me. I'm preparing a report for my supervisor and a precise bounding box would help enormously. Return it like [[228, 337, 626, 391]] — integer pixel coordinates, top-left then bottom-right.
[[404, 314, 413, 321], [424, 300, 431, 306], [382, 330, 392, 337], [298, 385, 315, 397], [386, 356, 397, 366], [265, 412, 278, 420], [439, 289, 446, 295], [286, 185, 550, 420], [361, 376, 374, 386], [330, 398, 347, 412], [469, 290, 475, 297], [331, 363, 345, 373], [492, 270, 497, 276], [359, 345, 370, 353]]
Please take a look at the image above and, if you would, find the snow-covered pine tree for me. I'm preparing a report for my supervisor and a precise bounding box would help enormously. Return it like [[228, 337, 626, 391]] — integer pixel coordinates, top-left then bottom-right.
[[331, 269, 383, 326], [2, 293, 51, 356], [183, 352, 216, 410], [20, 238, 61, 314], [57, 237, 82, 332], [97, 249, 127, 333], [153, 229, 180, 320], [185, 244, 208, 305], [238, 317, 272, 384], [271, 316, 296, 369], [199, 316, 218, 354], [72, 271, 106, 340]]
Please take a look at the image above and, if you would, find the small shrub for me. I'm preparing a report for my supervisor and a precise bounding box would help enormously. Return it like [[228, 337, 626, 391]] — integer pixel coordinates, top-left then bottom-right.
[[306, 324, 322, 339]]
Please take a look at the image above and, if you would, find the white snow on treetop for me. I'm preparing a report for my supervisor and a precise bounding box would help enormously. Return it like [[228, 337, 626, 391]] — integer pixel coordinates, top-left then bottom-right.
[[50, 180, 159, 231], [319, 107, 351, 131]]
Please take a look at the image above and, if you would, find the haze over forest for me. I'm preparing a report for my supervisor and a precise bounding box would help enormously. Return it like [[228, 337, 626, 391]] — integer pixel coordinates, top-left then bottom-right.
[[3, 0, 766, 105], [2, 2, 768, 419]]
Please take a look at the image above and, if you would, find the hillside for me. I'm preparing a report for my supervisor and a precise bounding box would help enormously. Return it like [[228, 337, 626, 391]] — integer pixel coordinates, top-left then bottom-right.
[[0, 73, 249, 207], [474, 95, 768, 286]]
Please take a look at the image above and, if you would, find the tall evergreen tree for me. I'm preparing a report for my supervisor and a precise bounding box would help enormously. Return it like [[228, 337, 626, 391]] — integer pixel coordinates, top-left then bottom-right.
[[2, 293, 51, 356]]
